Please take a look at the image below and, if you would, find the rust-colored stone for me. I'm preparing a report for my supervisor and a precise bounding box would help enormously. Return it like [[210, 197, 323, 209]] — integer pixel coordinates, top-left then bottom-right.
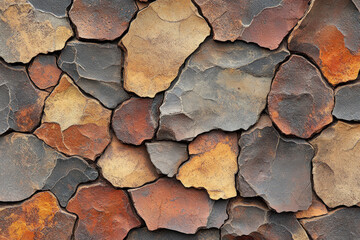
[[295, 193, 328, 219], [28, 55, 62, 89]]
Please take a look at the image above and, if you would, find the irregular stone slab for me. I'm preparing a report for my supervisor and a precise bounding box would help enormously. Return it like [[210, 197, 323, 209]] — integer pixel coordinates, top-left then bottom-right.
[[67, 181, 141, 240], [194, 0, 309, 50], [145, 141, 188, 177], [34, 74, 111, 160], [238, 115, 313, 212], [0, 60, 48, 135], [112, 97, 161, 145], [268, 55, 334, 138], [157, 39, 289, 141], [177, 131, 238, 200], [98, 136, 159, 188], [28, 54, 62, 89], [120, 0, 210, 97], [288, 0, 360, 86], [354, 0, 360, 10], [310, 121, 360, 208], [0, 0, 73, 63], [295, 193, 328, 219], [127, 228, 220, 240], [70, 0, 138, 40], [0, 192, 76, 240], [58, 41, 129, 109], [28, 0, 72, 17], [333, 81, 360, 121]]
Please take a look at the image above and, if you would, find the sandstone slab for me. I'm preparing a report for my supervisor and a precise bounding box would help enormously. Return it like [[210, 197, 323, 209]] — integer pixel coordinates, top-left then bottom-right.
[[333, 81, 360, 121], [127, 228, 220, 240], [295, 193, 328, 219], [28, 55, 62, 90]]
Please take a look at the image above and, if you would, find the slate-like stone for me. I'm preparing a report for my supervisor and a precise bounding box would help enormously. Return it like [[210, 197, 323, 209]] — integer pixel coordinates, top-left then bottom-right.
[[333, 81, 360, 121], [238, 115, 313, 212], [158, 39, 289, 141], [353, 0, 360, 10], [28, 55, 62, 90], [0, 192, 76, 240], [177, 131, 238, 200], [295, 193, 328, 219], [0, 60, 48, 135], [288, 0, 360, 86], [34, 74, 111, 161], [120, 0, 210, 97], [194, 0, 309, 50], [58, 41, 129, 109], [145, 141, 188, 177], [67, 181, 141, 240], [70, 0, 138, 41], [127, 228, 220, 240], [27, 0, 72, 17], [310, 121, 360, 208], [268, 55, 334, 139], [98, 136, 159, 188]]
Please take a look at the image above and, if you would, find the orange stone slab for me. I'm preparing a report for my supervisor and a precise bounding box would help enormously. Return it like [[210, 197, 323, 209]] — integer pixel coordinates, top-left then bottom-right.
[[28, 54, 62, 89]]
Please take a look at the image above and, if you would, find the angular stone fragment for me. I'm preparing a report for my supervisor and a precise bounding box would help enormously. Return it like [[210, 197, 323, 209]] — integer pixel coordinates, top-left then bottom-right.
[[127, 228, 220, 240], [194, 0, 309, 50], [0, 60, 48, 135], [0, 192, 76, 240], [58, 41, 129, 108], [145, 141, 188, 177], [295, 193, 328, 219], [28, 55, 62, 89], [354, 0, 360, 10], [120, 0, 210, 97], [333, 81, 360, 121], [34, 74, 111, 160], [157, 39, 289, 141], [288, 0, 360, 86], [67, 182, 141, 240], [112, 97, 161, 145], [238, 115, 313, 212], [98, 136, 159, 188], [310, 121, 360, 208], [268, 55, 334, 138], [27, 0, 72, 17]]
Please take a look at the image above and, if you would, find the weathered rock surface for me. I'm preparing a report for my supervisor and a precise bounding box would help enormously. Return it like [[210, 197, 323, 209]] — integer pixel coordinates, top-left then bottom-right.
[[288, 0, 360, 86], [120, 0, 210, 97], [157, 39, 289, 141], [58, 41, 129, 109], [353, 0, 360, 10], [194, 0, 309, 50], [333, 81, 360, 121], [268, 55, 334, 138], [28, 55, 62, 90], [295, 193, 328, 219], [34, 74, 111, 161], [67, 181, 141, 240], [310, 121, 360, 208], [145, 141, 188, 177], [127, 228, 220, 240], [0, 60, 48, 135], [177, 131, 238, 200], [98, 136, 159, 188], [28, 0, 72, 17], [238, 115, 313, 212]]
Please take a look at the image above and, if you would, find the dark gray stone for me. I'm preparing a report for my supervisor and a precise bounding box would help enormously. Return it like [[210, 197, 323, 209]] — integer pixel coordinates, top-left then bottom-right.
[[28, 0, 72, 17], [333, 81, 360, 121]]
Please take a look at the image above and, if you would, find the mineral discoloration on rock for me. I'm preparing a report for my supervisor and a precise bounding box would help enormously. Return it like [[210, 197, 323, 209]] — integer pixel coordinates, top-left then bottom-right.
[[295, 193, 328, 219], [28, 0, 72, 17], [28, 55, 62, 90], [333, 81, 360, 121], [127, 228, 220, 240]]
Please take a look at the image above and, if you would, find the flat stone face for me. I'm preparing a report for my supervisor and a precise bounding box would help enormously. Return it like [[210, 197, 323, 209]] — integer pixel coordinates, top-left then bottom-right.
[[157, 39, 289, 141], [120, 0, 210, 97], [34, 74, 111, 161], [97, 136, 159, 188], [58, 41, 129, 109], [238, 115, 313, 212], [295, 193, 328, 219], [0, 0, 73, 63], [268, 55, 334, 138], [288, 0, 360, 86], [194, 0, 309, 49], [127, 228, 220, 240], [28, 55, 62, 90], [0, 192, 76, 240], [28, 0, 72, 17], [0, 60, 48, 135], [70, 0, 138, 40], [67, 182, 141, 240], [177, 131, 238, 200], [310, 121, 360, 208], [333, 81, 360, 121]]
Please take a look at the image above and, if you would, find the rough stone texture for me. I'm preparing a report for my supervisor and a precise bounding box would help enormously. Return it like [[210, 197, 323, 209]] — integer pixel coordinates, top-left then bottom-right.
[[333, 81, 360, 121], [0, 60, 48, 135], [268, 55, 334, 138], [238, 115, 313, 212], [145, 141, 188, 177], [112, 97, 161, 145], [194, 0, 309, 50], [98, 136, 159, 188], [157, 39, 289, 141], [27, 0, 72, 17], [127, 228, 220, 240], [0, 0, 73, 63], [177, 131, 238, 200], [120, 0, 210, 97], [288, 0, 360, 86], [58, 41, 129, 109], [295, 193, 328, 219], [67, 181, 141, 240], [354, 0, 360, 10], [0, 192, 76, 240], [310, 121, 360, 208], [70, 0, 138, 41], [34, 74, 111, 161], [28, 55, 62, 90]]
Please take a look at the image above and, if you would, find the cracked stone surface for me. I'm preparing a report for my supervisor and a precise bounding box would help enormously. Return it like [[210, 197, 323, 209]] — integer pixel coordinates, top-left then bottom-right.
[[295, 193, 328, 219], [333, 81, 360, 121], [127, 228, 220, 240], [27, 0, 72, 17]]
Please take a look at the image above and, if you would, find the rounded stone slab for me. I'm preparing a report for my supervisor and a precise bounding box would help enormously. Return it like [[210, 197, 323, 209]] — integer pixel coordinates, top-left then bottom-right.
[[127, 228, 220, 240], [333, 81, 360, 121], [157, 39, 289, 141], [268, 55, 334, 139], [120, 0, 210, 97]]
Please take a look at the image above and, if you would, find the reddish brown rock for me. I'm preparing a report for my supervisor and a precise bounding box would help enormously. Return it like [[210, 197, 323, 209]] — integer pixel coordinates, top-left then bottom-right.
[[295, 193, 328, 219], [28, 55, 62, 89], [127, 228, 220, 240]]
